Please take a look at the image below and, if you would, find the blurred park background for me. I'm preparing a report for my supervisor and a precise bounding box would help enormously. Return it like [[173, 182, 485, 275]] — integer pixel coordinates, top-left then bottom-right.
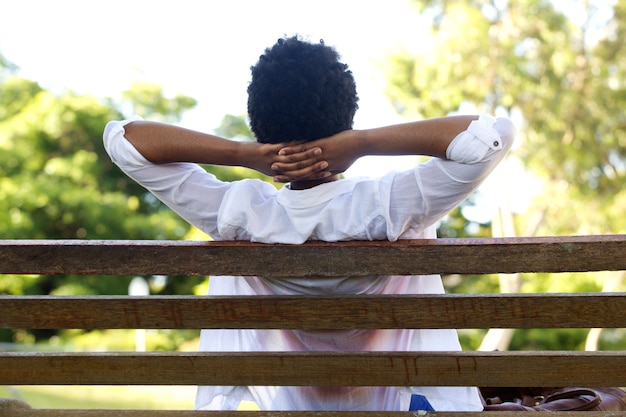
[[1, 0, 625, 409]]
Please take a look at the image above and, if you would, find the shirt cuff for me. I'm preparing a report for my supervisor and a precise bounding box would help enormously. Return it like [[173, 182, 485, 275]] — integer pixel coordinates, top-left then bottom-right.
[[445, 115, 502, 164], [103, 116, 150, 169]]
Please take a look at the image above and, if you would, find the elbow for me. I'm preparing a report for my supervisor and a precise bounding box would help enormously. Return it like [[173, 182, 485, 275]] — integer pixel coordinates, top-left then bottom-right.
[[494, 117, 517, 151]]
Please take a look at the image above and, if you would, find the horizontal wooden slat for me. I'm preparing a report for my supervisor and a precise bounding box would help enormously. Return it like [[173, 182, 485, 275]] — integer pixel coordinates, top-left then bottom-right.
[[1, 235, 624, 276], [2, 293, 626, 330], [1, 351, 625, 387], [6, 408, 626, 417], [2, 237, 625, 414], [5, 412, 626, 417]]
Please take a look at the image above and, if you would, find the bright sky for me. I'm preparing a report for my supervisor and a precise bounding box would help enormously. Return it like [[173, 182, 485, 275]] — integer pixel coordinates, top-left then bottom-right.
[[0, 0, 428, 177]]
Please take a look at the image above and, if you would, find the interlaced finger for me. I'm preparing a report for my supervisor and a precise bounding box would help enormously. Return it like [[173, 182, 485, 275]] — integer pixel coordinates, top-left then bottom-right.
[[272, 160, 330, 182]]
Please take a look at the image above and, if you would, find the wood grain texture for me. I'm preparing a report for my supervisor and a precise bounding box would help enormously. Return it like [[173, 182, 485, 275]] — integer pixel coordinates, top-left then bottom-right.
[[1, 351, 625, 387], [1, 236, 625, 414], [3, 411, 626, 417], [2, 293, 625, 330], [1, 235, 624, 276]]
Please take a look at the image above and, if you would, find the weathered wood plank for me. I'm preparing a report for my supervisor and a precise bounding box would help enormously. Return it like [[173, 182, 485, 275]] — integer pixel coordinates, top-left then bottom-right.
[[1, 351, 625, 387], [2, 293, 625, 330], [2, 237, 625, 415], [4, 412, 626, 417], [1, 235, 624, 276]]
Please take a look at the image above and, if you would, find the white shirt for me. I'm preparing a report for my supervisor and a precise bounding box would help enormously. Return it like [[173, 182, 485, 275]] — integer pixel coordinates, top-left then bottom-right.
[[104, 116, 516, 411]]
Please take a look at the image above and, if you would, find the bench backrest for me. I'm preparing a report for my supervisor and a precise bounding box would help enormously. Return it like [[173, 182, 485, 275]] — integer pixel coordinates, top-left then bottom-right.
[[1, 235, 625, 416]]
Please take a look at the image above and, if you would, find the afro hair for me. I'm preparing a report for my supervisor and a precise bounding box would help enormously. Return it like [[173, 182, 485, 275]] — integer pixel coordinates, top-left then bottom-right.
[[247, 36, 359, 144]]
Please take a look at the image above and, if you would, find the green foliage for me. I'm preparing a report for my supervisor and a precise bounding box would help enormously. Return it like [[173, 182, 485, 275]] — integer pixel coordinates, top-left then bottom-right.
[[511, 328, 590, 350], [58, 328, 200, 352], [0, 85, 180, 243], [0, 72, 268, 347], [214, 113, 254, 140], [0, 79, 205, 345], [122, 81, 197, 122], [0, 77, 42, 120], [391, 0, 626, 236], [437, 194, 493, 238], [0, 385, 195, 410], [3, 0, 625, 354], [389, 0, 626, 350]]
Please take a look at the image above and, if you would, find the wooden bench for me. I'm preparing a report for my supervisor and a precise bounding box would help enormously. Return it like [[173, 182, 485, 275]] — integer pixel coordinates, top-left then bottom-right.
[[1, 235, 625, 416]]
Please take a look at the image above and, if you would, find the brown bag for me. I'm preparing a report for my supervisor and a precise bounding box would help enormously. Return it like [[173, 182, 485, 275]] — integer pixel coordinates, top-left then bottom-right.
[[480, 387, 626, 411]]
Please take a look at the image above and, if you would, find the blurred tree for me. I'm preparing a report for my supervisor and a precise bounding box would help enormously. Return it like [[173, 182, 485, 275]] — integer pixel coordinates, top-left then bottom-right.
[[390, 0, 625, 234], [0, 82, 192, 303], [387, 0, 625, 350], [122, 81, 197, 123], [0, 71, 274, 345], [214, 113, 253, 140]]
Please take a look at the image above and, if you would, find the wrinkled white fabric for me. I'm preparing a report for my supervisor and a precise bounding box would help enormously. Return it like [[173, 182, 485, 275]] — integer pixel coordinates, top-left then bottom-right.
[[446, 115, 503, 164], [104, 116, 516, 411]]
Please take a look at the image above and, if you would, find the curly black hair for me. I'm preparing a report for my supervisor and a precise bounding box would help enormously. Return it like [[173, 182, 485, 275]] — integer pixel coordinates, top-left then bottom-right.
[[247, 36, 359, 144]]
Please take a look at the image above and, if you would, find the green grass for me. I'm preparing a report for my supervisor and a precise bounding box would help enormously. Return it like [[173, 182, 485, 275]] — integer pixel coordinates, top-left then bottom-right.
[[0, 385, 195, 409]]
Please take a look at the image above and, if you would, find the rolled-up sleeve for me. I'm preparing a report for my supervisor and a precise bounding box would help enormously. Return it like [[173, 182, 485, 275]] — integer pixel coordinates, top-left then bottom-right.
[[386, 116, 516, 239]]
